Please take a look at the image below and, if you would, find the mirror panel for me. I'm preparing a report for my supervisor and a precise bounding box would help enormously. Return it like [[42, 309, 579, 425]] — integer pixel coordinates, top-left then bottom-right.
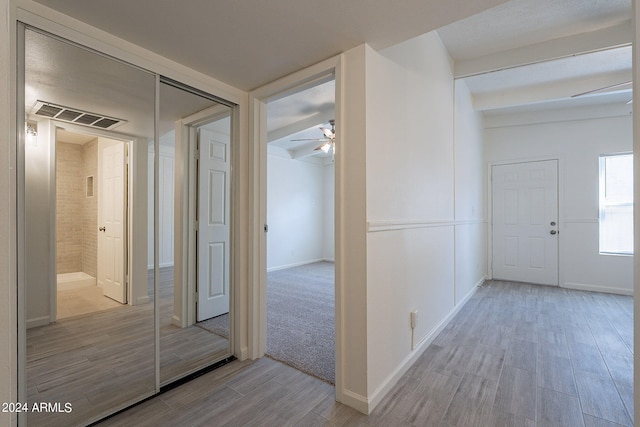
[[24, 28, 156, 426], [158, 81, 232, 384]]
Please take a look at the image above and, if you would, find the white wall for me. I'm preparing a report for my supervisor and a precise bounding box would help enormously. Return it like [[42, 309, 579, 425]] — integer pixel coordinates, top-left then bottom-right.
[[454, 80, 487, 303], [323, 163, 335, 261], [147, 138, 175, 269], [25, 120, 54, 328], [362, 31, 487, 410], [266, 154, 334, 270], [148, 138, 175, 268], [484, 106, 633, 294]]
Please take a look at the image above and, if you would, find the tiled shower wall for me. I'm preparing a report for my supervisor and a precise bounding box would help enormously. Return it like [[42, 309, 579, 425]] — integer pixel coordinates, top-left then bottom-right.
[[56, 140, 97, 276], [82, 140, 97, 278]]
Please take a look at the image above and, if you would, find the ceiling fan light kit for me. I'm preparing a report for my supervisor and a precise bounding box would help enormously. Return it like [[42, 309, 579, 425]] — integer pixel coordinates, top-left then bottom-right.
[[290, 119, 336, 158]]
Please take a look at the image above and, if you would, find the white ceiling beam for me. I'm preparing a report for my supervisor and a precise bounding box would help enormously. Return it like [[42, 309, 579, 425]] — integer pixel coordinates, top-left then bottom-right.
[[290, 144, 322, 160], [454, 20, 632, 79], [266, 145, 293, 159], [267, 107, 334, 143], [473, 69, 633, 111]]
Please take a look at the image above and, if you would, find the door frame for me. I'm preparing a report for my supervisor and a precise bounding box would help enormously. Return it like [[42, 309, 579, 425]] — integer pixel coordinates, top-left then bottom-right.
[[249, 54, 345, 402], [50, 121, 143, 317], [487, 155, 565, 286]]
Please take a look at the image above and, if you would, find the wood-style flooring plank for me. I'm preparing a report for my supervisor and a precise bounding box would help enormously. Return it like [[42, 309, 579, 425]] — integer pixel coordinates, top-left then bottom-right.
[[568, 341, 610, 377], [494, 365, 537, 420], [52, 279, 634, 427], [583, 414, 630, 427], [575, 371, 633, 426], [537, 387, 585, 427], [441, 373, 497, 427], [536, 353, 577, 396], [504, 338, 537, 372]]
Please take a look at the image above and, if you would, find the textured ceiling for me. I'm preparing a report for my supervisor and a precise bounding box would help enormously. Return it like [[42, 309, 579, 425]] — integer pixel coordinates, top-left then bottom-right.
[[437, 0, 633, 112], [463, 46, 632, 95], [24, 0, 634, 146], [33, 0, 510, 91], [438, 0, 631, 60]]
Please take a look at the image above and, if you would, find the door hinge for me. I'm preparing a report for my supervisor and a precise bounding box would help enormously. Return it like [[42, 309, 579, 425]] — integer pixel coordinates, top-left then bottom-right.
[[194, 220, 199, 231], [194, 291, 198, 300], [194, 149, 200, 160], [264, 224, 269, 233]]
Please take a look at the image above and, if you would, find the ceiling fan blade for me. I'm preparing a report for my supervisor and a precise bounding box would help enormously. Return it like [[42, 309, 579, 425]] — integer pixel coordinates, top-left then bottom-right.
[[290, 137, 328, 142], [315, 141, 333, 153], [571, 81, 633, 98], [320, 127, 334, 139]]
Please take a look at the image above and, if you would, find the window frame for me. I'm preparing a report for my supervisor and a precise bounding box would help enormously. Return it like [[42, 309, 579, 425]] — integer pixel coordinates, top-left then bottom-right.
[[598, 152, 634, 256]]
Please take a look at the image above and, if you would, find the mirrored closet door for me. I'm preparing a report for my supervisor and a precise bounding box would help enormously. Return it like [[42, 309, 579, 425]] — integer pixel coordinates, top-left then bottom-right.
[[20, 26, 234, 427], [157, 80, 233, 385]]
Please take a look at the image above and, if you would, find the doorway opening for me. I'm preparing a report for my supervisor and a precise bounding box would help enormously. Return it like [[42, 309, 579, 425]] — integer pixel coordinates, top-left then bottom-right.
[[55, 127, 130, 320], [264, 78, 336, 383]]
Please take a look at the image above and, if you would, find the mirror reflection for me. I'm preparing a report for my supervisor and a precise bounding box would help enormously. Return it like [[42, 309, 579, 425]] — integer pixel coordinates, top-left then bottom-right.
[[24, 28, 156, 426], [157, 81, 232, 384], [23, 27, 234, 426]]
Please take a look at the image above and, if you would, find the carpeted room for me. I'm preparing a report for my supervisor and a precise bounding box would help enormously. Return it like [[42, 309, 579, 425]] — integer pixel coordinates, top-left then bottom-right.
[[263, 103, 336, 383]]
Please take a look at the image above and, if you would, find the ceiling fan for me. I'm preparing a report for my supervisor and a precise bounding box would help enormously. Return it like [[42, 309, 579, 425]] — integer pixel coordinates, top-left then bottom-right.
[[291, 119, 336, 155], [571, 81, 633, 104]]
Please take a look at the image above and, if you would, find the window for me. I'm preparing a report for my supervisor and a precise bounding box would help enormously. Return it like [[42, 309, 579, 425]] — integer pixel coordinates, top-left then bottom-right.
[[599, 153, 633, 255]]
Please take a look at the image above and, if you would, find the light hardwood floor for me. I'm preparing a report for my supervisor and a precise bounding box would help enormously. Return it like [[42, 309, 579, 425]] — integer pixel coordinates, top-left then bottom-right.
[[98, 280, 633, 427], [27, 267, 229, 427]]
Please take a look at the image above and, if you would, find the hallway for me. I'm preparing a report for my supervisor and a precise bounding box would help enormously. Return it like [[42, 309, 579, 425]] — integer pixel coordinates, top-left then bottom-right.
[[99, 280, 633, 426]]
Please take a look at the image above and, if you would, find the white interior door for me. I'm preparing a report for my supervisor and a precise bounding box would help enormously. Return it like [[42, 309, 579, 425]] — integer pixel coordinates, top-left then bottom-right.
[[492, 160, 559, 285], [197, 126, 230, 321], [98, 139, 127, 303]]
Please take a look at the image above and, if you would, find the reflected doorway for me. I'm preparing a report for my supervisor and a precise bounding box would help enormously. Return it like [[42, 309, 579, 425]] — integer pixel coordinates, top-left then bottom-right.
[[55, 127, 129, 320]]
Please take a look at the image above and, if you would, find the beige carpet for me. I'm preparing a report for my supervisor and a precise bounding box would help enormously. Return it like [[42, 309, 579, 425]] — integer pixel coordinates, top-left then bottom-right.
[[197, 261, 335, 384]]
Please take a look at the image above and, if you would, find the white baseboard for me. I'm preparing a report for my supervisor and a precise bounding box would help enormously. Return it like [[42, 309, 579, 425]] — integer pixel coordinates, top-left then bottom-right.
[[133, 295, 151, 305], [27, 316, 50, 329], [171, 314, 183, 328], [562, 282, 633, 296], [267, 258, 326, 272], [364, 281, 481, 414], [147, 263, 174, 270], [238, 346, 249, 361], [340, 389, 369, 415]]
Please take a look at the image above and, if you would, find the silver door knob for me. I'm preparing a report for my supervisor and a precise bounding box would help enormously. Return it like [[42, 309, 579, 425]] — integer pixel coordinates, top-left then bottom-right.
[[550, 230, 557, 235]]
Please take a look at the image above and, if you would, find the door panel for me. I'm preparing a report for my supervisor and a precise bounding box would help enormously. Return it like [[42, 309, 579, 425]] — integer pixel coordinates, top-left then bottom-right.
[[197, 126, 230, 321], [492, 160, 559, 285], [98, 139, 127, 303]]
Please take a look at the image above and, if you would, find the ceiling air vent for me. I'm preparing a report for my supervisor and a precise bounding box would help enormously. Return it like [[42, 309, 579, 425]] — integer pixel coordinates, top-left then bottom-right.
[[32, 101, 126, 130]]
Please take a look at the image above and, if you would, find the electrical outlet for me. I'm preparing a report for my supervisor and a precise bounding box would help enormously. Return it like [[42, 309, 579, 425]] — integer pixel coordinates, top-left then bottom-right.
[[410, 310, 418, 329]]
